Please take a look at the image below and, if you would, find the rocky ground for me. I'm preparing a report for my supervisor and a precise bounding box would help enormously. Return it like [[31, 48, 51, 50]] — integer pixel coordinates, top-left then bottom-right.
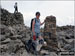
[[0, 8, 33, 56], [41, 25, 75, 56], [0, 8, 75, 56], [56, 26, 75, 51]]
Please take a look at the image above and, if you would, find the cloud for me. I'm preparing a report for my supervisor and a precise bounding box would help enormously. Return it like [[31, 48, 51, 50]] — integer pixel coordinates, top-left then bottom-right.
[[23, 12, 35, 27], [1, 1, 74, 27]]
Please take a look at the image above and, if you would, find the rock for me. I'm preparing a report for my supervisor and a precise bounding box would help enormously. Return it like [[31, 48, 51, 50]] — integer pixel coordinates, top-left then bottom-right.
[[44, 15, 58, 52], [64, 44, 72, 50], [40, 50, 50, 55], [56, 25, 74, 53], [0, 35, 7, 41], [0, 8, 31, 55], [9, 35, 22, 40], [0, 44, 8, 53], [0, 25, 8, 35], [1, 8, 24, 26], [49, 52, 57, 56], [1, 38, 11, 42]]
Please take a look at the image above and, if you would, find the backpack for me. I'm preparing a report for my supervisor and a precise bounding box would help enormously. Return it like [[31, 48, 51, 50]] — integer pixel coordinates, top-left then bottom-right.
[[30, 18, 36, 30], [25, 39, 37, 53]]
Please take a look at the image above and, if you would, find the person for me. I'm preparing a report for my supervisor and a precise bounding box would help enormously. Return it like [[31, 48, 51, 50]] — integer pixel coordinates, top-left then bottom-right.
[[14, 2, 18, 12], [32, 12, 47, 54]]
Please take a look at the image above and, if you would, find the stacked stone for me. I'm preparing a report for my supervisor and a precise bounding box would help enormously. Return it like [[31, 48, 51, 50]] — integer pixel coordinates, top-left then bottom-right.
[[44, 15, 58, 51], [0, 8, 31, 54], [1, 8, 24, 26]]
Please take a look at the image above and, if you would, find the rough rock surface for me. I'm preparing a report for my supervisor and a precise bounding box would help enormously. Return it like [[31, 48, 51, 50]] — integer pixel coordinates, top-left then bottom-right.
[[0, 8, 57, 56], [0, 8, 32, 56], [0, 8, 74, 56], [1, 8, 24, 25], [41, 19, 75, 55], [43, 15, 58, 52], [56, 26, 75, 52]]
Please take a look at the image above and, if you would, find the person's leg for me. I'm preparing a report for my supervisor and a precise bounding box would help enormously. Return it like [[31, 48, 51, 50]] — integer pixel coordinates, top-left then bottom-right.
[[38, 36, 44, 44], [38, 33, 47, 45], [38, 36, 43, 40], [32, 33, 38, 55], [38, 33, 44, 44], [16, 7, 18, 12]]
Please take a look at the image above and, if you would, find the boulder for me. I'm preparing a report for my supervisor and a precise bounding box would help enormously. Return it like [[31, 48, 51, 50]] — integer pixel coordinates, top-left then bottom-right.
[[44, 15, 58, 52]]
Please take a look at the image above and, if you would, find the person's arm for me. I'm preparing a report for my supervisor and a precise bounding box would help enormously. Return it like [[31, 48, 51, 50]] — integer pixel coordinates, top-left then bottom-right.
[[32, 20, 35, 35], [40, 19, 46, 25], [40, 21, 44, 25]]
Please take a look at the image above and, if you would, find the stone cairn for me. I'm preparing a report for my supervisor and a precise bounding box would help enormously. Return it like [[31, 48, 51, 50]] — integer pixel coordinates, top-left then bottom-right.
[[0, 8, 32, 55], [44, 15, 58, 52]]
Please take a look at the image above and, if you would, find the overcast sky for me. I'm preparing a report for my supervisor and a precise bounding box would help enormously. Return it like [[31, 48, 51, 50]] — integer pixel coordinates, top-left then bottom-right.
[[1, 1, 74, 27]]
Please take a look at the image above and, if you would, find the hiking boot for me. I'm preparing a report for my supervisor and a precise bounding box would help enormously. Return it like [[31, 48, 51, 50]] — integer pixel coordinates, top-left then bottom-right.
[[39, 39, 44, 44]]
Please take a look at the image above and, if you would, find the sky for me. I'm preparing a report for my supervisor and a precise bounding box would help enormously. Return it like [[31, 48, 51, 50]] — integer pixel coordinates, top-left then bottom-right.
[[1, 1, 74, 27]]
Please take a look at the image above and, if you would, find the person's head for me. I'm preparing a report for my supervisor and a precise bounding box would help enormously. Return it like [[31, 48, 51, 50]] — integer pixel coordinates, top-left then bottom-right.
[[15, 2, 17, 5], [35, 12, 40, 19]]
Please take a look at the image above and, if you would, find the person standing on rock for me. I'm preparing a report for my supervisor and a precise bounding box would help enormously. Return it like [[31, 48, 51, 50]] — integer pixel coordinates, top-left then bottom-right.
[[14, 2, 18, 13], [31, 12, 47, 54]]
